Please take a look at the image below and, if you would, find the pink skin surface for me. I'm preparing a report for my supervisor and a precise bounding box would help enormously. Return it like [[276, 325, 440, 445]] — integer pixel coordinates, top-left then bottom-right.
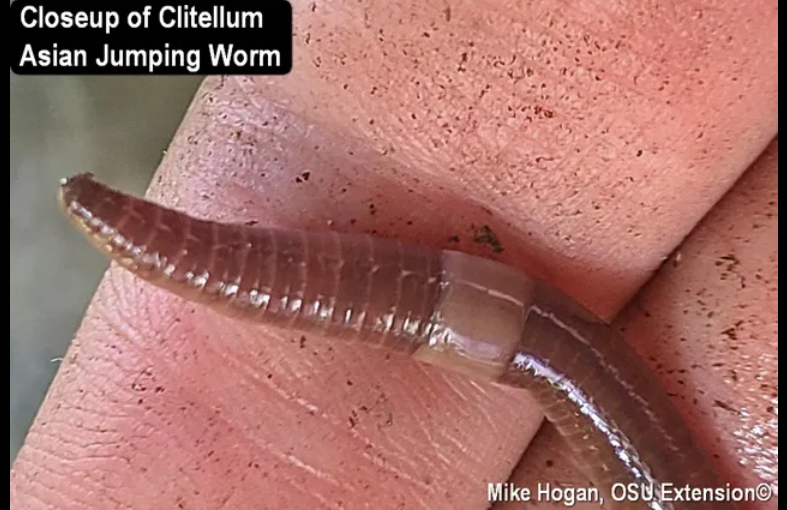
[[10, 1, 777, 509], [493, 138, 778, 510]]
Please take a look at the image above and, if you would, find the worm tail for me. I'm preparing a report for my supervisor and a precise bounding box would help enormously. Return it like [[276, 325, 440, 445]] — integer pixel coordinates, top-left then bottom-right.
[[58, 173, 443, 353]]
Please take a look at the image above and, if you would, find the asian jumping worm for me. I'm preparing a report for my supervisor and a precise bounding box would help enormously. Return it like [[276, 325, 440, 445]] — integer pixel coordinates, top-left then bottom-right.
[[57, 172, 741, 510]]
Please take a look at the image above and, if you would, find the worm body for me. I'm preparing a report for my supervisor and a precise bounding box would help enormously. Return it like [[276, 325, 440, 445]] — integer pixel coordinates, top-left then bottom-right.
[[58, 173, 738, 510]]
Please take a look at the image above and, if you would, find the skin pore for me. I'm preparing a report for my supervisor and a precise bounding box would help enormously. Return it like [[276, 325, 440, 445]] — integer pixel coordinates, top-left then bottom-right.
[[10, 1, 777, 509]]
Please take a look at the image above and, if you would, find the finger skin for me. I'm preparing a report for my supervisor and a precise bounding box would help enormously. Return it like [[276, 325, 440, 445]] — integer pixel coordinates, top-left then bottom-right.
[[254, 0, 779, 317], [495, 138, 778, 509], [10, 90, 542, 510], [615, 139, 778, 508], [11, 0, 777, 508]]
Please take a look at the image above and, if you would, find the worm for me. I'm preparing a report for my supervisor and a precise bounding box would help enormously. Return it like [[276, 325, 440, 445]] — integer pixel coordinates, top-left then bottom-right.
[[58, 173, 739, 510]]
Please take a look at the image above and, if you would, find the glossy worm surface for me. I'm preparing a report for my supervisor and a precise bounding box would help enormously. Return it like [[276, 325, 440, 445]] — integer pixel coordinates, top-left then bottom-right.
[[58, 173, 739, 510]]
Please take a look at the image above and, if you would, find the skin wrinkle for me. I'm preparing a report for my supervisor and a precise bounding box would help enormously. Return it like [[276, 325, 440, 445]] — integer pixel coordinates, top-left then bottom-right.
[[11, 1, 777, 508], [30, 447, 138, 496], [190, 290, 492, 506], [357, 407, 450, 482], [10, 463, 68, 510], [254, 327, 477, 482], [70, 290, 248, 502], [199, 323, 452, 487], [169, 379, 330, 506], [14, 448, 127, 509]]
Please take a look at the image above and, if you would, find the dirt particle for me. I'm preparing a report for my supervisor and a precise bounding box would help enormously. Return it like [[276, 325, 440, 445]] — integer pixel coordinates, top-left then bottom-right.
[[713, 399, 741, 415], [716, 253, 740, 270], [721, 326, 739, 341], [473, 225, 504, 253]]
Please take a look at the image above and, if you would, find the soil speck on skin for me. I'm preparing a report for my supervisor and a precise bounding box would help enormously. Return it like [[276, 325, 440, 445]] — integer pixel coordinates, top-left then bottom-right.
[[713, 399, 741, 415], [716, 253, 740, 270], [473, 225, 504, 253]]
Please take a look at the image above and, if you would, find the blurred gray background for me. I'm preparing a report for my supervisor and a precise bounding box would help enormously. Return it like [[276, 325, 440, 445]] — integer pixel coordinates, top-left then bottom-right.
[[9, 73, 203, 466]]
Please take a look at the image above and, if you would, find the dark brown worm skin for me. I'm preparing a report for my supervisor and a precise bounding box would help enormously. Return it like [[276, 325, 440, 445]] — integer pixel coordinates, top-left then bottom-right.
[[58, 173, 741, 510]]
